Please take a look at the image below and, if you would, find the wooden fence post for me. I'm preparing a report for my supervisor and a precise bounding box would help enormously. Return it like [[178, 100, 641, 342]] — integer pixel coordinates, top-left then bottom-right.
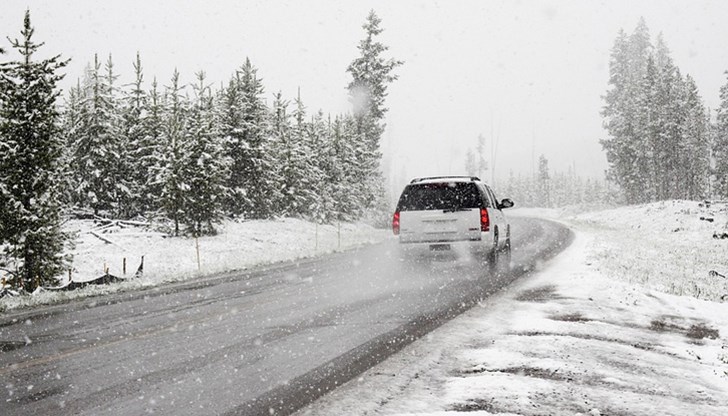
[[195, 236, 201, 272]]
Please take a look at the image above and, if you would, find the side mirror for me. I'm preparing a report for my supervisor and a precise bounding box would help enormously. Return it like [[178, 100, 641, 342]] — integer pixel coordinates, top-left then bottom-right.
[[498, 198, 514, 209]]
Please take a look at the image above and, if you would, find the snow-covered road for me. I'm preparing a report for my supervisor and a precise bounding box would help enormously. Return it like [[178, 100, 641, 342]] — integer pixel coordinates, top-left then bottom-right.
[[0, 217, 571, 415]]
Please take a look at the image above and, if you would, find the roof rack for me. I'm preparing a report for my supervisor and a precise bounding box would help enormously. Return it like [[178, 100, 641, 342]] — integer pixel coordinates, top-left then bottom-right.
[[410, 176, 481, 184]]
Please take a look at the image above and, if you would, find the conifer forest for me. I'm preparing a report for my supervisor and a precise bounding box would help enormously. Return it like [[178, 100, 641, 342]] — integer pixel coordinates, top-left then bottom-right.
[[0, 10, 401, 289], [2, 10, 728, 291]]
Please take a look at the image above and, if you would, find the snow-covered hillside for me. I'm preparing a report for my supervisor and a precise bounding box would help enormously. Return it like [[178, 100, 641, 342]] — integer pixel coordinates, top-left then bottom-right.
[[574, 200, 728, 300], [298, 201, 728, 416]]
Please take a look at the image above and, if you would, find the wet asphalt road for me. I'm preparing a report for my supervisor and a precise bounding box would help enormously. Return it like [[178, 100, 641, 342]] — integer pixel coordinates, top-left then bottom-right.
[[0, 217, 572, 416]]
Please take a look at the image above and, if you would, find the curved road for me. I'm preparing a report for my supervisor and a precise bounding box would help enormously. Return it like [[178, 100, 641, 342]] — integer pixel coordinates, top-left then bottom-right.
[[0, 217, 571, 416]]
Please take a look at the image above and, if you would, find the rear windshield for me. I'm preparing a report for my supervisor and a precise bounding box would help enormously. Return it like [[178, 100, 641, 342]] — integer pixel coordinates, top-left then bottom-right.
[[396, 182, 484, 211]]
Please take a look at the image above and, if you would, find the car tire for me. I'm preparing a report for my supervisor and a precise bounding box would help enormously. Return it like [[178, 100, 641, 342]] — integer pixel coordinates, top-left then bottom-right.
[[486, 230, 499, 269], [501, 237, 511, 263]]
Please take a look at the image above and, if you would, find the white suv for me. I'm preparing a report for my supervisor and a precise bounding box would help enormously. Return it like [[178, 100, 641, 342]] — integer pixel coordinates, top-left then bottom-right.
[[392, 176, 513, 263]]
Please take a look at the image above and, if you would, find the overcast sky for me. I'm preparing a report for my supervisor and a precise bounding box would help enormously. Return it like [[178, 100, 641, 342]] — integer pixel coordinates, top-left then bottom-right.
[[3, 0, 728, 194]]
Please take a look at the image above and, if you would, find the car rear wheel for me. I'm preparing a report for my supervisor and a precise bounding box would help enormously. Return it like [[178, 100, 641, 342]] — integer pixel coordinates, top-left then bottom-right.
[[485, 231, 499, 268], [499, 238, 512, 269]]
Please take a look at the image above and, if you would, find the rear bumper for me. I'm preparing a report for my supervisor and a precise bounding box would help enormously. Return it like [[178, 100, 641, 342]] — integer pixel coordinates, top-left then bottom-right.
[[397, 233, 494, 257]]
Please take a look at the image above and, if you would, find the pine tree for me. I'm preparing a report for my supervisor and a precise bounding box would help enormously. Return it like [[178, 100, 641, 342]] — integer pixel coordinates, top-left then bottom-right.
[[271, 91, 314, 217], [604, 28, 647, 202], [0, 10, 70, 290], [268, 91, 292, 216], [327, 114, 366, 221], [346, 10, 402, 217], [634, 55, 659, 202], [601, 29, 634, 199], [158, 70, 190, 236], [306, 111, 335, 222], [219, 75, 249, 216], [537, 155, 551, 207], [184, 71, 229, 235], [601, 20, 654, 203], [59, 80, 84, 207], [121, 52, 149, 217], [347, 11, 403, 127], [73, 54, 122, 215], [222, 58, 277, 219], [653, 36, 677, 199], [103, 54, 132, 218], [681, 75, 710, 199], [628, 18, 652, 81], [715, 71, 728, 199], [601, 20, 709, 203], [143, 77, 165, 213]]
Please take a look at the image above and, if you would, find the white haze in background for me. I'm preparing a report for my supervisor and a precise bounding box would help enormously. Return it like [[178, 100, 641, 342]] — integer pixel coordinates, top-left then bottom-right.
[[3, 0, 728, 197], [349, 84, 371, 118]]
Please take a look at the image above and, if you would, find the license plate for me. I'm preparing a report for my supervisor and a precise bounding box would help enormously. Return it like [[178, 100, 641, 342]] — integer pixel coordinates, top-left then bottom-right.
[[430, 244, 451, 251]]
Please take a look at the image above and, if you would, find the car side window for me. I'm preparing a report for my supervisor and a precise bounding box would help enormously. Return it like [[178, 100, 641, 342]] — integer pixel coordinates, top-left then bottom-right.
[[478, 184, 491, 208], [485, 186, 498, 209]]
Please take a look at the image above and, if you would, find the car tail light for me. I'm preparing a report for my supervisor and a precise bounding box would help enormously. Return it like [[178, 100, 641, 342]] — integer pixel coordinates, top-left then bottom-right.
[[392, 211, 400, 235], [480, 208, 490, 232]]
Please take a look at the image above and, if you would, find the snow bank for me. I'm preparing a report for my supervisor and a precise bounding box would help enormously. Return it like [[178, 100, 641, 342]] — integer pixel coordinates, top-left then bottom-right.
[[571, 200, 728, 301], [512, 200, 728, 301], [0, 218, 387, 311]]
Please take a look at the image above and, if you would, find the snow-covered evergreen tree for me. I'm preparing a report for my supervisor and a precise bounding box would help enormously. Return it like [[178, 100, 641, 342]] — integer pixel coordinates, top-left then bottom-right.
[[220, 59, 278, 219], [715, 71, 728, 199], [267, 91, 292, 216], [103, 55, 133, 218], [0, 10, 70, 290], [72, 54, 122, 215], [652, 37, 676, 199], [157, 70, 190, 236], [236, 59, 277, 218], [271, 91, 317, 218], [143, 77, 165, 213], [681, 75, 710, 200], [328, 115, 355, 220], [601, 20, 710, 203], [601, 23, 652, 203], [347, 10, 403, 131], [634, 55, 659, 202], [219, 75, 248, 216], [537, 155, 551, 207], [306, 111, 335, 222], [347, 10, 402, 220], [601, 29, 633, 199], [59, 80, 84, 207], [184, 71, 229, 235], [120, 52, 149, 217]]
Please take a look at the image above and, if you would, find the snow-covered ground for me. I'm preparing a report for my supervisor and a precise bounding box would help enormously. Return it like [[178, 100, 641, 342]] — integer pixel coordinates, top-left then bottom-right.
[[0, 218, 386, 311], [298, 201, 728, 416]]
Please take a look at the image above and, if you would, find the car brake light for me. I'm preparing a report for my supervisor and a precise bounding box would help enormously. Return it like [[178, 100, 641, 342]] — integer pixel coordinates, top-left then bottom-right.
[[392, 211, 400, 235], [480, 208, 489, 232]]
